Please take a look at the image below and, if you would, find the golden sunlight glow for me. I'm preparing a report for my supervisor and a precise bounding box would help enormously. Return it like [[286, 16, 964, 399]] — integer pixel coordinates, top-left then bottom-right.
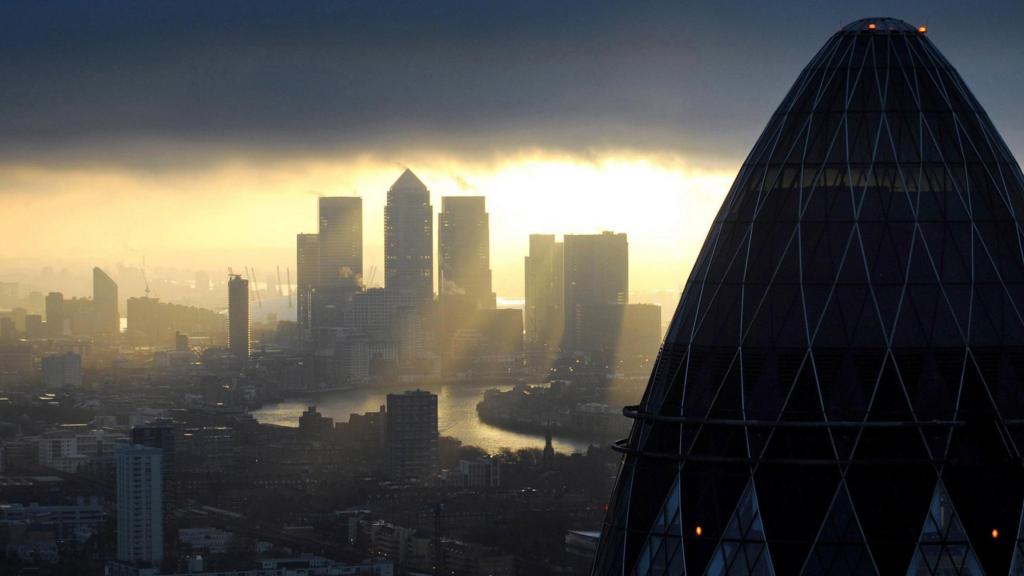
[[0, 151, 734, 300]]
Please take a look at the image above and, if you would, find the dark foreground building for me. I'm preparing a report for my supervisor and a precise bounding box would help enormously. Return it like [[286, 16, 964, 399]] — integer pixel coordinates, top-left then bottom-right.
[[595, 18, 1024, 575]]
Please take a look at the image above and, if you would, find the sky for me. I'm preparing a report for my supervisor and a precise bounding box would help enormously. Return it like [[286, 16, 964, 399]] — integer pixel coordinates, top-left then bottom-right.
[[2, 0, 1024, 305]]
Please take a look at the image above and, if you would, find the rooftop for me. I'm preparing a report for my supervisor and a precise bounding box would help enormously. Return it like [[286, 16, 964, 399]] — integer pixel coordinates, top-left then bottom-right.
[[841, 17, 924, 34], [390, 168, 427, 191]]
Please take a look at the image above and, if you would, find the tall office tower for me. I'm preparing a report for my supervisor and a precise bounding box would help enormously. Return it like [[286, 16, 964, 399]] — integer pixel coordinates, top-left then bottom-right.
[[318, 197, 363, 289], [596, 19, 1024, 575], [563, 231, 627, 354], [116, 444, 163, 565], [296, 233, 320, 332], [227, 275, 250, 364], [93, 267, 119, 338], [384, 169, 433, 306], [45, 292, 64, 337], [524, 234, 565, 359], [386, 389, 438, 481], [439, 196, 495, 309]]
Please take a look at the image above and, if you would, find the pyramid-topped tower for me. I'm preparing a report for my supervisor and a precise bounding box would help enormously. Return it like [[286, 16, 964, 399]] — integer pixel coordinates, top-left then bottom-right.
[[594, 18, 1024, 575], [390, 167, 428, 192], [384, 168, 434, 305]]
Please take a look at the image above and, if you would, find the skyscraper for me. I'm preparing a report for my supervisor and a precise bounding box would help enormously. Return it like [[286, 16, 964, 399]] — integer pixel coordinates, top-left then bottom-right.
[[595, 18, 1024, 575], [385, 169, 433, 306], [318, 197, 362, 289], [132, 420, 177, 553], [93, 266, 119, 338], [116, 444, 163, 565], [563, 231, 627, 354], [296, 232, 320, 333], [131, 421, 177, 499], [524, 234, 564, 363], [386, 389, 438, 481], [227, 275, 249, 364], [45, 291, 64, 337], [439, 196, 495, 309]]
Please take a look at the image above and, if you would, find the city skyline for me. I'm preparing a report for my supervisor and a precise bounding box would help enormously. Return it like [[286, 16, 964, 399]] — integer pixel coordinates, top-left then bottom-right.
[[6, 2, 1024, 301], [4, 5, 1024, 576]]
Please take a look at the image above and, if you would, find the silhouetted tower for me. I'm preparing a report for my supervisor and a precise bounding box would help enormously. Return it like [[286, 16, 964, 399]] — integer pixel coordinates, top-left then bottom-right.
[[386, 389, 438, 480], [385, 170, 433, 307], [543, 423, 555, 467], [318, 197, 363, 289], [563, 232, 628, 353], [45, 292, 64, 337], [93, 267, 119, 339], [296, 233, 319, 333], [227, 275, 250, 364], [439, 196, 495, 309], [525, 234, 565, 363]]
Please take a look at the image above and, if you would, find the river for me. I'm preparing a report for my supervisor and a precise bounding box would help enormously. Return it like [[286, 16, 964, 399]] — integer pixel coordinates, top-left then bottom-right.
[[251, 383, 596, 454]]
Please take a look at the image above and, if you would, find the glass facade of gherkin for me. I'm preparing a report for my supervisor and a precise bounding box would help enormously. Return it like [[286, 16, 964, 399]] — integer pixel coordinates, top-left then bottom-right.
[[594, 18, 1024, 576]]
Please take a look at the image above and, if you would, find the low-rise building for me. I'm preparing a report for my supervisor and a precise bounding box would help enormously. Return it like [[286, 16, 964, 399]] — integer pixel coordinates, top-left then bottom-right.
[[0, 497, 105, 545]]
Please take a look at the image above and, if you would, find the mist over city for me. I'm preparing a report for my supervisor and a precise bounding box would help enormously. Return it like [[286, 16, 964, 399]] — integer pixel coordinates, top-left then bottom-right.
[[3, 2, 1024, 576]]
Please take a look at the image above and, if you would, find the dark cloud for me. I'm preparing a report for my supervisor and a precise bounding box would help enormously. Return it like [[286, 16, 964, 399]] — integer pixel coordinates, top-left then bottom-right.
[[2, 0, 1024, 168]]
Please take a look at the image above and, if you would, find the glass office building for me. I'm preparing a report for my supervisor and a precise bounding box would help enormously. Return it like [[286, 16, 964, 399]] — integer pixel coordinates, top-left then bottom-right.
[[594, 18, 1024, 575]]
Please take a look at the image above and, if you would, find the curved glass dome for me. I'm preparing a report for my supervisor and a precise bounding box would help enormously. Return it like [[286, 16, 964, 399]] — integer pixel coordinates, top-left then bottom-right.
[[594, 17, 1024, 576]]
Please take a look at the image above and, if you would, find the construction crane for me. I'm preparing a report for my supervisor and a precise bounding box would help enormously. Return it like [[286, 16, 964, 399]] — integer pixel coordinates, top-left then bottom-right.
[[243, 266, 253, 304], [251, 266, 262, 308], [142, 257, 151, 297], [286, 268, 292, 308]]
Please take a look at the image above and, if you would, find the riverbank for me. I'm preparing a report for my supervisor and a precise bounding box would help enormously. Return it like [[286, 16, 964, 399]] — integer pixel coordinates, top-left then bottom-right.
[[475, 381, 634, 444], [250, 382, 595, 454]]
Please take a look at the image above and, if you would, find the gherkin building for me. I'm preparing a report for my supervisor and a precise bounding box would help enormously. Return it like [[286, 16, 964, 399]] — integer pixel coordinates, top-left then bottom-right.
[[594, 17, 1024, 576]]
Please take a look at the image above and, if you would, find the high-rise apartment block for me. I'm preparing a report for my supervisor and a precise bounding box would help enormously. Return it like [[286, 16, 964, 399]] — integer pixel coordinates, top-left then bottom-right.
[[386, 389, 438, 481], [131, 421, 177, 499], [115, 444, 163, 565]]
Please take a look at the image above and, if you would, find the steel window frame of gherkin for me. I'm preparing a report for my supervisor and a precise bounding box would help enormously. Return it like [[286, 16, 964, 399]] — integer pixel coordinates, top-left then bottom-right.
[[593, 17, 1024, 576]]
